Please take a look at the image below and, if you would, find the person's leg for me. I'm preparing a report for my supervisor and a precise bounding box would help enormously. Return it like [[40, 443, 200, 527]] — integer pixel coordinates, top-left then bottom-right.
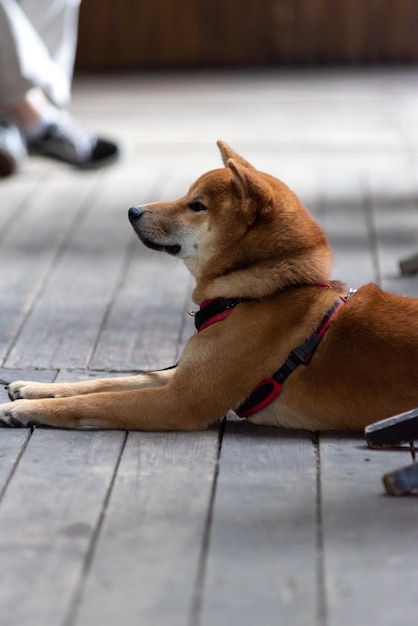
[[0, 0, 68, 175], [0, 0, 76, 113], [0, 120, 26, 176], [0, 0, 120, 175], [17, 0, 81, 104]]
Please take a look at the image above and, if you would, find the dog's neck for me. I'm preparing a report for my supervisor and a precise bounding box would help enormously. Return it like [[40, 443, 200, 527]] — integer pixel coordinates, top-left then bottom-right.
[[192, 252, 334, 304], [193, 282, 339, 331]]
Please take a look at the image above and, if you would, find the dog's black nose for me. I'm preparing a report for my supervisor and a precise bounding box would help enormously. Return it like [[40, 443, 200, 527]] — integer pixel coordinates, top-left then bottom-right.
[[129, 206, 144, 222]]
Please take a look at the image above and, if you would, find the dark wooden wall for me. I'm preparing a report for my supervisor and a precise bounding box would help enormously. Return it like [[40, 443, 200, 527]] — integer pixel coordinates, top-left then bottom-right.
[[76, 0, 418, 70]]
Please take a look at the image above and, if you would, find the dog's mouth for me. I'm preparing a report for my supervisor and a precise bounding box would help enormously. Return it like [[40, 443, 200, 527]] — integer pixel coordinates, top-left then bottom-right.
[[140, 237, 181, 256], [128, 206, 182, 256]]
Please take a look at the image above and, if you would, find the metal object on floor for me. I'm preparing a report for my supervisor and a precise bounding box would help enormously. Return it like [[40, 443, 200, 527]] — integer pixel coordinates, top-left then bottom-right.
[[383, 462, 418, 495], [365, 408, 418, 449], [399, 253, 418, 275], [365, 409, 418, 495]]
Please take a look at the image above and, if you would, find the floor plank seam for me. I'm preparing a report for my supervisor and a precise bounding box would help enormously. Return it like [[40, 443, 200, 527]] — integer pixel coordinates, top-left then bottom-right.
[[362, 174, 382, 287], [1, 177, 104, 370], [87, 235, 138, 369], [189, 419, 226, 626], [0, 428, 33, 505], [62, 429, 129, 626], [0, 178, 45, 246], [314, 432, 328, 626]]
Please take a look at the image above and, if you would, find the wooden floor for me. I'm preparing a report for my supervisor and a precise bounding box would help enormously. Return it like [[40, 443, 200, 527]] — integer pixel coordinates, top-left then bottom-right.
[[1, 69, 418, 626]]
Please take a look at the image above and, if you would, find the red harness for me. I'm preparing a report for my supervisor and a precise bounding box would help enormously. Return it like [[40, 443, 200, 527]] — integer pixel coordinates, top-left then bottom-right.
[[194, 286, 346, 418]]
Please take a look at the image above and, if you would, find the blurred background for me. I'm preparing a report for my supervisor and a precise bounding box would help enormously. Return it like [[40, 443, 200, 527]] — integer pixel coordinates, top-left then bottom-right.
[[71, 0, 418, 288], [76, 0, 418, 70]]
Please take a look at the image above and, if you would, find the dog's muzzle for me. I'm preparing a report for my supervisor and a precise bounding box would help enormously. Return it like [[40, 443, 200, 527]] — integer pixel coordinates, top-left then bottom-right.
[[129, 206, 143, 223], [128, 205, 182, 256]]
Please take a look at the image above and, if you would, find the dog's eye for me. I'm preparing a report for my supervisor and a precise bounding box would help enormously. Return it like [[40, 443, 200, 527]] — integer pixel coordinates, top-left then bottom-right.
[[188, 201, 207, 212]]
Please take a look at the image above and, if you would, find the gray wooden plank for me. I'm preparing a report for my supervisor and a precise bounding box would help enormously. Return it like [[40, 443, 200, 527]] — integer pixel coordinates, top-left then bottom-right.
[[71, 428, 220, 626], [319, 170, 377, 287], [0, 370, 58, 497], [367, 167, 418, 295], [0, 428, 31, 497], [0, 177, 42, 234], [200, 422, 317, 626], [73, 71, 415, 179], [90, 244, 192, 371], [0, 427, 126, 626], [75, 74, 403, 154], [321, 433, 418, 626], [0, 176, 99, 365], [4, 167, 161, 370]]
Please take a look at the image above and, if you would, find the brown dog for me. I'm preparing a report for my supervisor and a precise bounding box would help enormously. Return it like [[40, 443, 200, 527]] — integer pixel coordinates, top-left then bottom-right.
[[1, 141, 418, 431]]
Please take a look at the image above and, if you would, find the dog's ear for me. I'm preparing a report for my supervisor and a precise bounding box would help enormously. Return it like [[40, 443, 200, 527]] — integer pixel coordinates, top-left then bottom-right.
[[227, 158, 272, 225], [217, 140, 254, 169]]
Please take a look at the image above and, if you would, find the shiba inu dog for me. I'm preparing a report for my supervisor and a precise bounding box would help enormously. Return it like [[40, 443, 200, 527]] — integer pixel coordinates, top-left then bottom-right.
[[2, 141, 418, 431]]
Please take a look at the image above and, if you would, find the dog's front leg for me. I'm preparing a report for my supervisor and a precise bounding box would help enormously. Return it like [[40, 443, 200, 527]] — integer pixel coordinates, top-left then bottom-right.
[[0, 383, 217, 431], [6, 369, 175, 401]]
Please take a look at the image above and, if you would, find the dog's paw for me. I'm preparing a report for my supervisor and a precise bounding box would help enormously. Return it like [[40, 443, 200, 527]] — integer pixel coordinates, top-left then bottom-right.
[[7, 380, 57, 401], [0, 400, 43, 428]]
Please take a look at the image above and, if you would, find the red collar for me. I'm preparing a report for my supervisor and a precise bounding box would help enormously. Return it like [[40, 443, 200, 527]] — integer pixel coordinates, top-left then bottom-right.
[[194, 297, 249, 332], [194, 284, 334, 332], [194, 285, 346, 418]]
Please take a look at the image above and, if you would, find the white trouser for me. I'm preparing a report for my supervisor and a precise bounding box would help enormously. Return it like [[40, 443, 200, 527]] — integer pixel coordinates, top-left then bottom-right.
[[0, 0, 81, 114]]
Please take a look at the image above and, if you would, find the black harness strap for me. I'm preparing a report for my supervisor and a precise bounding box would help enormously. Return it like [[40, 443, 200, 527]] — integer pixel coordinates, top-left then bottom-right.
[[190, 286, 350, 419], [236, 297, 346, 417], [194, 297, 249, 332]]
